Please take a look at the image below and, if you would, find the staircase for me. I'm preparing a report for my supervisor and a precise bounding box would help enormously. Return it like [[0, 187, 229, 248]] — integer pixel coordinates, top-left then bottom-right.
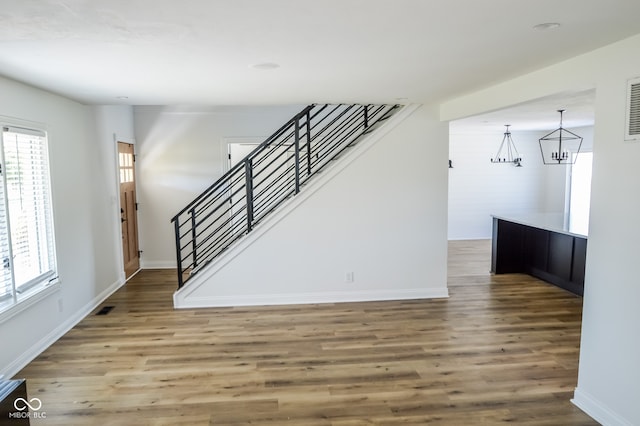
[[171, 103, 402, 289]]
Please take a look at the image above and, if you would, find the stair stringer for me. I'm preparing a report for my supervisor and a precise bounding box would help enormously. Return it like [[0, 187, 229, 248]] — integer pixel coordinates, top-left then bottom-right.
[[173, 103, 447, 308]]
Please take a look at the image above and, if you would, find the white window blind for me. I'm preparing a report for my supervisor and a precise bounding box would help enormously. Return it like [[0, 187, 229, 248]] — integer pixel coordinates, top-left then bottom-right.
[[0, 164, 12, 311], [0, 125, 57, 314]]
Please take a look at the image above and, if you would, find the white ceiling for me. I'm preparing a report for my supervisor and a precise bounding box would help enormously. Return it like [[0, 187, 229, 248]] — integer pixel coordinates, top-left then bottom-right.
[[0, 0, 639, 110], [449, 89, 596, 132]]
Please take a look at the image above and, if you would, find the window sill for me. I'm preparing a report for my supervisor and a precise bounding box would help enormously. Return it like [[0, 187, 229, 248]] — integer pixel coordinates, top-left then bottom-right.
[[0, 279, 61, 325]]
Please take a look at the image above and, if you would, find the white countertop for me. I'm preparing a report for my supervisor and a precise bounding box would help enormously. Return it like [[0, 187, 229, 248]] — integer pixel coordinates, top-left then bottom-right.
[[492, 212, 588, 238]]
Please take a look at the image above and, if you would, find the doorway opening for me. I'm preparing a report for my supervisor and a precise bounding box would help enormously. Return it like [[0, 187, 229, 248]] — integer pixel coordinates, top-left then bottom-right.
[[118, 142, 140, 279]]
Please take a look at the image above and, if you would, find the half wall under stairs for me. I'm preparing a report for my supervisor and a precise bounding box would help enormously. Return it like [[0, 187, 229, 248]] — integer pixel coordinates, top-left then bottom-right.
[[173, 104, 449, 308]]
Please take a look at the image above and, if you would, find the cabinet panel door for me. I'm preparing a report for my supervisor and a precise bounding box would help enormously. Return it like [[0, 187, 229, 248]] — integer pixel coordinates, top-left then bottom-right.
[[492, 219, 524, 273], [548, 233, 573, 281], [524, 227, 549, 271], [572, 237, 587, 285]]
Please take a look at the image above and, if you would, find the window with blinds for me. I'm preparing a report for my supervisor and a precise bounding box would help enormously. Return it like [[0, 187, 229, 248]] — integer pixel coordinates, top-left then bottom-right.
[[0, 125, 57, 314]]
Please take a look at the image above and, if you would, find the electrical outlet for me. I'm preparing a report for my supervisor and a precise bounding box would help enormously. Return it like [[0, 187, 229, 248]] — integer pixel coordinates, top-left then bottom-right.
[[345, 272, 354, 283]]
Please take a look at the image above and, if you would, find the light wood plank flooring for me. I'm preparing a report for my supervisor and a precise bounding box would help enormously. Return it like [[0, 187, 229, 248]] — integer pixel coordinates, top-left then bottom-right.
[[15, 240, 597, 425]]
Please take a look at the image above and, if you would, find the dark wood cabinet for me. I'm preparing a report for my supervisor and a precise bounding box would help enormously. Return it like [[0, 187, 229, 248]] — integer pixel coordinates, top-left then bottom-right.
[[547, 232, 574, 282], [491, 219, 524, 273], [491, 218, 586, 296], [571, 237, 587, 291], [524, 227, 549, 272]]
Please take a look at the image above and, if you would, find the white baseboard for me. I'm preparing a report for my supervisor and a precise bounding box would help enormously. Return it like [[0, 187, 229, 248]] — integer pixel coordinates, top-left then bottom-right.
[[140, 260, 176, 269], [175, 287, 449, 309], [572, 387, 634, 426], [2, 278, 125, 379]]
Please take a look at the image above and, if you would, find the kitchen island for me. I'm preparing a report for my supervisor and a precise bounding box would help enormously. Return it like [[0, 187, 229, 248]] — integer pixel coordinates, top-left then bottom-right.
[[491, 213, 587, 296]]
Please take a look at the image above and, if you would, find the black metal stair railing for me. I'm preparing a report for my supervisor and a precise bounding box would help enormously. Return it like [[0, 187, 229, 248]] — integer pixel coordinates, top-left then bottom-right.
[[171, 103, 401, 288]]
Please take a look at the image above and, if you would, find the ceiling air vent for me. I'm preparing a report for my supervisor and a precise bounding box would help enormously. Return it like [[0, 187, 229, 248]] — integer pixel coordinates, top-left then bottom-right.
[[626, 77, 640, 141]]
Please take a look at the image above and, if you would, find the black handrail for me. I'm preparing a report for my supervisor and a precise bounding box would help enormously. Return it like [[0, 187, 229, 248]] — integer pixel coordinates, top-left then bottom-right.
[[171, 103, 401, 288], [171, 105, 315, 220]]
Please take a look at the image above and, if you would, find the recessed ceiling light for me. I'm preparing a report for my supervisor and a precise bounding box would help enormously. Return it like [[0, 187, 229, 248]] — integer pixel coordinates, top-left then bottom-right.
[[116, 96, 129, 100], [533, 22, 561, 31], [250, 62, 280, 70]]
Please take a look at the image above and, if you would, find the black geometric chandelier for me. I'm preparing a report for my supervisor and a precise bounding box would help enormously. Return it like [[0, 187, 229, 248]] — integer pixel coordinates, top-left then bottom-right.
[[490, 125, 522, 167], [538, 109, 583, 165]]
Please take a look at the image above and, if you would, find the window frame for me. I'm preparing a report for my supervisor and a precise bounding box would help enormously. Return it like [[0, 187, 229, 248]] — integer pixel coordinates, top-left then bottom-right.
[[0, 119, 59, 321], [565, 151, 593, 236]]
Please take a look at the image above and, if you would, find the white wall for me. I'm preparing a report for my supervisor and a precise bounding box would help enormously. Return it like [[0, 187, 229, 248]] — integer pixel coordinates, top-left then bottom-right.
[[175, 105, 449, 307], [448, 129, 553, 240], [90, 105, 136, 284], [448, 126, 594, 240], [133, 105, 303, 267], [441, 33, 640, 426], [0, 77, 133, 377]]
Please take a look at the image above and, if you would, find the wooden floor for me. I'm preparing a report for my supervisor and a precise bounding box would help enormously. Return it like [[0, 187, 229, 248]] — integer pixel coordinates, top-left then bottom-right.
[[16, 240, 598, 425]]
